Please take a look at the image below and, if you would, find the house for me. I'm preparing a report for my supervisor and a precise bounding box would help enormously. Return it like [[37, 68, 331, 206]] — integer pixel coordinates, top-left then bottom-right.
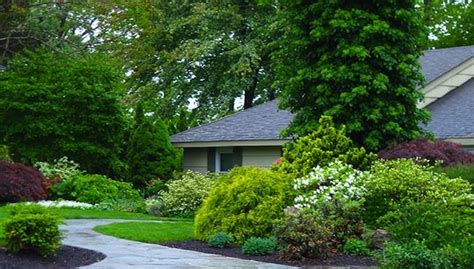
[[171, 45, 474, 172]]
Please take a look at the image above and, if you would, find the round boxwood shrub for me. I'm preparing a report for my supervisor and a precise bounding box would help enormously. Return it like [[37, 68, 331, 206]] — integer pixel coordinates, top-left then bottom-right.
[[208, 232, 234, 248], [0, 162, 47, 202], [241, 237, 278, 256], [194, 167, 292, 244]]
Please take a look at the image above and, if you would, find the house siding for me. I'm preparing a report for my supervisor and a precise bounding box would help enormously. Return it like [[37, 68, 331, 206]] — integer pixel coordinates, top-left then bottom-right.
[[183, 148, 208, 173], [242, 146, 281, 168]]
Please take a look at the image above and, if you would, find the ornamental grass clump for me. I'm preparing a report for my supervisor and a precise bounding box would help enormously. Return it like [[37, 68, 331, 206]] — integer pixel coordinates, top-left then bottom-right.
[[4, 204, 62, 257]]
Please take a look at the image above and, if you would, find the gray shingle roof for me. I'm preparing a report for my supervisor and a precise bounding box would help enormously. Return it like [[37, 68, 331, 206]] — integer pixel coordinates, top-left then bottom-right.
[[172, 46, 474, 144], [171, 100, 294, 143], [420, 45, 474, 84], [425, 78, 474, 139]]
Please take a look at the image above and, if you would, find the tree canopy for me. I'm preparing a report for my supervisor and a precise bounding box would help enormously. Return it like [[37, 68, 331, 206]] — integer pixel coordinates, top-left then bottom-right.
[[274, 0, 431, 151], [0, 49, 127, 176]]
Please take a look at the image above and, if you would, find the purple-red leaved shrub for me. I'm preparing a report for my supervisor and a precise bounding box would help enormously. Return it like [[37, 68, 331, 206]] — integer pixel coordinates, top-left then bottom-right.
[[0, 162, 47, 202], [379, 138, 474, 167]]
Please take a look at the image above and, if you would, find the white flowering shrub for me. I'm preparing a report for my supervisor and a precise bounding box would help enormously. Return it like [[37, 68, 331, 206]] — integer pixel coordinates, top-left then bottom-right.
[[25, 200, 95, 209], [35, 156, 83, 181], [293, 161, 368, 209], [160, 171, 218, 217]]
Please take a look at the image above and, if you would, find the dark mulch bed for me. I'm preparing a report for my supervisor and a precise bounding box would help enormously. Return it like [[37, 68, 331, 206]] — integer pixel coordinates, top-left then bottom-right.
[[0, 245, 105, 269], [161, 240, 378, 267]]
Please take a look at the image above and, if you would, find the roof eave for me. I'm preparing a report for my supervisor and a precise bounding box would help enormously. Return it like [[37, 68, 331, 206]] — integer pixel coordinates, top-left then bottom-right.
[[172, 139, 291, 148]]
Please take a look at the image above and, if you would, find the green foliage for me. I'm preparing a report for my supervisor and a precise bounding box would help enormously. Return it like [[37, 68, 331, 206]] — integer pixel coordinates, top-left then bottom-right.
[[275, 210, 335, 260], [0, 145, 11, 162], [276, 116, 376, 178], [7, 203, 49, 216], [4, 205, 62, 257], [378, 200, 474, 268], [194, 167, 292, 244], [53, 174, 145, 212], [275, 0, 430, 151], [380, 241, 451, 269], [241, 237, 277, 256], [127, 103, 179, 188], [99, 1, 279, 126], [35, 157, 83, 181], [343, 238, 370, 256], [423, 1, 474, 48], [207, 232, 234, 248], [438, 164, 474, 187], [0, 49, 128, 176], [160, 171, 217, 217], [362, 159, 471, 224]]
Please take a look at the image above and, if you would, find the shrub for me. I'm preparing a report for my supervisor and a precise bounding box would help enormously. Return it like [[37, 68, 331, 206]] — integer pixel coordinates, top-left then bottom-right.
[[343, 238, 370, 256], [0, 162, 47, 203], [208, 232, 234, 248], [275, 116, 376, 178], [142, 178, 167, 198], [7, 203, 49, 216], [275, 210, 336, 260], [35, 157, 83, 199], [362, 159, 471, 224], [241, 237, 278, 256], [438, 164, 474, 186], [53, 174, 145, 212], [380, 241, 451, 269], [378, 200, 474, 268], [145, 196, 163, 216], [160, 171, 218, 217], [292, 161, 366, 244], [379, 138, 474, 167], [4, 205, 62, 257], [194, 167, 292, 244], [0, 145, 11, 162]]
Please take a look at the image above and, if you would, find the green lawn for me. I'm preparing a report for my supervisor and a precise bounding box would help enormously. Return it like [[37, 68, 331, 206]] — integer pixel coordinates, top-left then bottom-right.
[[93, 221, 194, 243], [0, 205, 192, 246]]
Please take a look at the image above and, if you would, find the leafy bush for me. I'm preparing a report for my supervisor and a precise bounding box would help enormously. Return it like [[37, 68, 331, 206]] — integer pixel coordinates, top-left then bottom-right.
[[7, 203, 49, 216], [378, 200, 474, 268], [160, 171, 217, 217], [53, 174, 145, 212], [4, 205, 62, 257], [275, 210, 335, 260], [145, 196, 163, 216], [142, 178, 167, 198], [0, 162, 47, 202], [292, 161, 366, 245], [241, 237, 277, 256], [208, 232, 234, 248], [438, 164, 474, 186], [0, 145, 11, 162], [379, 138, 474, 167], [343, 238, 370, 256], [362, 159, 471, 224], [194, 167, 292, 243], [35, 156, 82, 182], [275, 116, 376, 178], [380, 241, 451, 269]]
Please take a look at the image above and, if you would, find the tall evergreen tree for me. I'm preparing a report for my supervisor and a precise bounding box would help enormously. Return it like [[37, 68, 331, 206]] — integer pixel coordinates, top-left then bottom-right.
[[274, 0, 430, 151], [127, 103, 179, 188]]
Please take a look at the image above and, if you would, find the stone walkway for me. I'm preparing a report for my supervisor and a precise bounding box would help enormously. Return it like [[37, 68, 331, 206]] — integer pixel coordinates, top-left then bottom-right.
[[62, 219, 296, 269]]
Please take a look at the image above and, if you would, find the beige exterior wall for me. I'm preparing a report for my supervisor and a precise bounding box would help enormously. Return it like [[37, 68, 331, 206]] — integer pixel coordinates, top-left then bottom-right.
[[183, 148, 208, 173], [242, 146, 281, 168]]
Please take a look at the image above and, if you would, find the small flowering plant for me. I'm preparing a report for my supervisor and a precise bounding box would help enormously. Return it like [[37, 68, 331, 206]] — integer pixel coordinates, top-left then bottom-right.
[[293, 161, 368, 209], [24, 200, 96, 209]]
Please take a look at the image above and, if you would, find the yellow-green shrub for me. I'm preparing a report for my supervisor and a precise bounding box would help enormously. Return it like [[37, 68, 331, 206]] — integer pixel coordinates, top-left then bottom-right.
[[194, 167, 292, 244]]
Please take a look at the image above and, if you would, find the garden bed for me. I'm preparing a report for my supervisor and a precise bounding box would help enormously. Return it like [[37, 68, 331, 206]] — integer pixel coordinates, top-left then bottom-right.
[[0, 245, 105, 269], [161, 240, 378, 267]]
